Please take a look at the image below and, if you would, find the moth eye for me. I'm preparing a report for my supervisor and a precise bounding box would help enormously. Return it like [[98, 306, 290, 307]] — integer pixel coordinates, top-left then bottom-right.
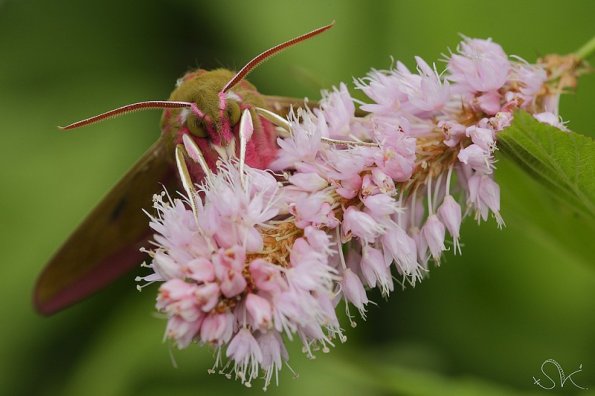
[[226, 100, 241, 127], [187, 114, 209, 138]]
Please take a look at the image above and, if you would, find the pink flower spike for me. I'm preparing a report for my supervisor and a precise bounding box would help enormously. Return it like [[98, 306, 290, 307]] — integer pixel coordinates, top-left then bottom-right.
[[200, 312, 234, 345], [439, 120, 467, 148], [185, 257, 215, 283], [158, 278, 195, 304], [226, 328, 263, 387], [375, 133, 416, 182], [382, 224, 419, 277], [422, 215, 446, 261], [246, 293, 273, 330], [458, 144, 493, 174], [166, 316, 201, 349], [257, 331, 288, 390], [534, 112, 568, 131], [342, 206, 384, 241], [478, 176, 503, 226], [356, 69, 405, 114], [213, 246, 248, 298], [156, 280, 202, 322], [483, 111, 513, 132], [477, 91, 501, 115], [290, 192, 339, 229], [289, 172, 328, 191], [437, 195, 462, 254], [316, 83, 357, 138], [304, 226, 332, 254], [465, 126, 495, 151], [341, 268, 368, 317], [363, 193, 400, 218], [249, 259, 287, 294], [361, 245, 394, 296], [153, 251, 183, 280], [269, 108, 322, 171], [371, 169, 396, 195], [513, 62, 547, 104], [411, 228, 429, 267], [409, 56, 450, 114], [194, 283, 220, 312], [467, 174, 504, 226], [288, 238, 336, 291], [361, 174, 379, 197], [137, 32, 571, 387], [448, 37, 511, 93], [335, 173, 363, 200]]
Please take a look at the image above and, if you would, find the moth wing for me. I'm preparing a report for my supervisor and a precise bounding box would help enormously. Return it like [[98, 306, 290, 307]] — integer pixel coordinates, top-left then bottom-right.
[[34, 136, 175, 315]]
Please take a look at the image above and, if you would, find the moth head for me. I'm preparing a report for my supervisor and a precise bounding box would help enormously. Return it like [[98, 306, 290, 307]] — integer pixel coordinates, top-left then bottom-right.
[[173, 71, 243, 145]]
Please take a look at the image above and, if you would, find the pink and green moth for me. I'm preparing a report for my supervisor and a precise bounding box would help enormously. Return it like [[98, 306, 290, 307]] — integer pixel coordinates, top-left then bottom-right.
[[34, 22, 334, 316]]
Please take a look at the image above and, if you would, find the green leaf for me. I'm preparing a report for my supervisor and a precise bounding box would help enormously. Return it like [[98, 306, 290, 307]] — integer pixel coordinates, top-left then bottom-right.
[[323, 349, 546, 396], [498, 111, 595, 221]]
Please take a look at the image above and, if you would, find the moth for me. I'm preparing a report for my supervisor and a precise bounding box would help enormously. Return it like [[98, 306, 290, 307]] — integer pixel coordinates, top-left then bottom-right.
[[34, 22, 334, 315]]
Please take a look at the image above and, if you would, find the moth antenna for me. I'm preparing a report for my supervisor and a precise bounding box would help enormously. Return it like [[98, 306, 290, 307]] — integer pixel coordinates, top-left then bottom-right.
[[255, 107, 291, 132], [221, 21, 335, 93], [238, 109, 254, 184], [175, 144, 200, 222], [182, 134, 213, 184], [59, 101, 194, 130], [320, 137, 379, 147]]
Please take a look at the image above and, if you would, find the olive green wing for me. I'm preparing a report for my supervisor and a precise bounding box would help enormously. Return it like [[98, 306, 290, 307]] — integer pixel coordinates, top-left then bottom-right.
[[34, 136, 175, 315]]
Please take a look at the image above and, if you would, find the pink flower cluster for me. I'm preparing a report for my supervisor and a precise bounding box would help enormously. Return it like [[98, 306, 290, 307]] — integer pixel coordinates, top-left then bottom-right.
[[141, 36, 565, 388], [139, 161, 342, 388]]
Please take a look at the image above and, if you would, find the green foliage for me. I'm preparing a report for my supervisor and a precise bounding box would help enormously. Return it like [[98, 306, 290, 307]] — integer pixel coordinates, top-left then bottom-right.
[[499, 111, 595, 221], [498, 111, 595, 268]]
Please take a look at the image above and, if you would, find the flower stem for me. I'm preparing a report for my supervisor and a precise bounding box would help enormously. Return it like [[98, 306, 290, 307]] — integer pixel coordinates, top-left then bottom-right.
[[575, 35, 595, 60]]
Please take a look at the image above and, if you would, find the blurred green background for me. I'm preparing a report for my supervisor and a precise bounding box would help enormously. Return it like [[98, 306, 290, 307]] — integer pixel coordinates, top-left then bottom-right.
[[1, 0, 594, 395]]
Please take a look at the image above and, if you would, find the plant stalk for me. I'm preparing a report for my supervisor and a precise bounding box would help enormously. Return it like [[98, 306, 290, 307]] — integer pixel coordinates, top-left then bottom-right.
[[576, 35, 595, 60]]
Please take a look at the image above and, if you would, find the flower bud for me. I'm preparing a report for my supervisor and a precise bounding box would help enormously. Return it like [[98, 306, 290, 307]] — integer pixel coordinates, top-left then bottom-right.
[[343, 206, 384, 241], [422, 214, 446, 260], [382, 224, 419, 276], [289, 172, 328, 191], [458, 144, 492, 173], [437, 195, 462, 240], [200, 312, 234, 345], [466, 125, 495, 151], [246, 293, 273, 329], [341, 268, 368, 313], [194, 282, 220, 312]]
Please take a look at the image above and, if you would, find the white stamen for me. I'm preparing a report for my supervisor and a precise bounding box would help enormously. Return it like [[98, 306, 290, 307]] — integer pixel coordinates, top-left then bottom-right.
[[427, 174, 433, 215], [432, 172, 444, 210], [336, 228, 347, 270], [409, 187, 418, 228], [321, 136, 378, 147], [445, 165, 453, 196]]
